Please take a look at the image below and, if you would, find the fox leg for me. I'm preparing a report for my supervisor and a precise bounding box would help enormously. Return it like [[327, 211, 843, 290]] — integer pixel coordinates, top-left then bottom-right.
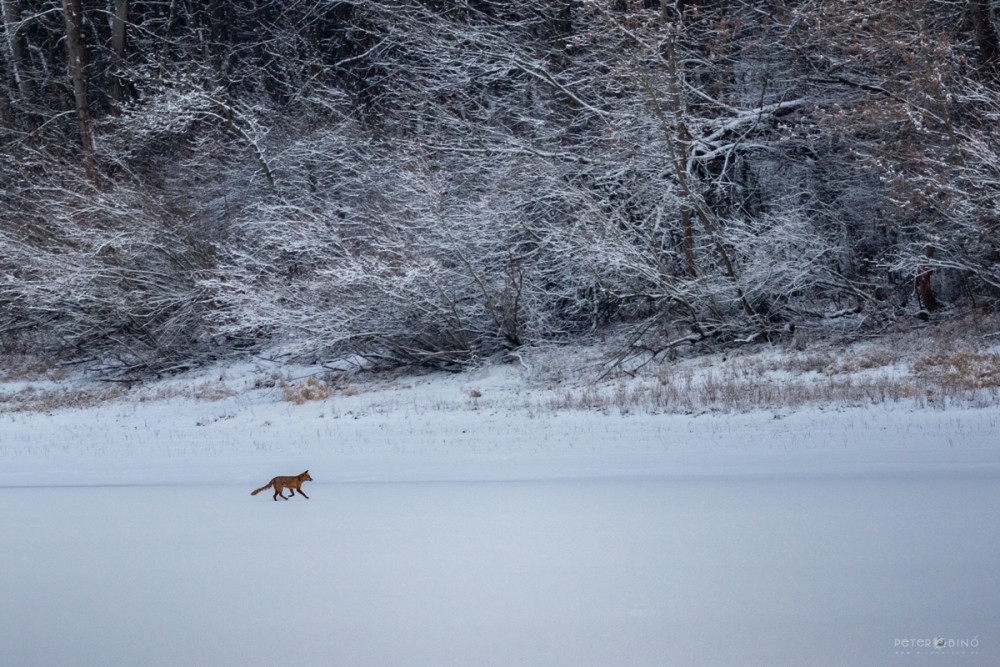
[[296, 489, 309, 499], [273, 487, 288, 500]]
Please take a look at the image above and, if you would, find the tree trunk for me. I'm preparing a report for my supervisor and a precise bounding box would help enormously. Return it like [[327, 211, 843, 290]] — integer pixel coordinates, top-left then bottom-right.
[[2, 0, 36, 125], [917, 244, 939, 312], [970, 0, 1000, 80], [0, 44, 13, 126], [681, 207, 697, 278], [157, 0, 177, 81], [109, 0, 128, 106], [62, 0, 98, 184]]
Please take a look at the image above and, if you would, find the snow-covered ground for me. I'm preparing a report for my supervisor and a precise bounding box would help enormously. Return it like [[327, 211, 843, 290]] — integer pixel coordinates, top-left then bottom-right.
[[2, 356, 998, 665]]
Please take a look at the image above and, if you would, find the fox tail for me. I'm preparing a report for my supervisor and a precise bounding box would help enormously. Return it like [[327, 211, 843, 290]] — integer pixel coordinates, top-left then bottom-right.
[[251, 482, 272, 496]]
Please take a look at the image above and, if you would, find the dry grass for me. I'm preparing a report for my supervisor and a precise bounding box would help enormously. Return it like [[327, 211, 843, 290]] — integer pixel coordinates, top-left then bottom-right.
[[913, 352, 1000, 390], [546, 333, 1000, 414], [132, 379, 235, 403], [0, 385, 126, 413], [277, 374, 364, 404], [5, 316, 1000, 414], [0, 355, 71, 383], [546, 372, 924, 415], [191, 381, 237, 401], [280, 376, 333, 404], [826, 348, 903, 375]]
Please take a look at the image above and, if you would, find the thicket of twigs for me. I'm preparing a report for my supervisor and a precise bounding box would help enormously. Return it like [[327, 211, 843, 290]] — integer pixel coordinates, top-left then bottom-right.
[[3, 2, 1000, 377]]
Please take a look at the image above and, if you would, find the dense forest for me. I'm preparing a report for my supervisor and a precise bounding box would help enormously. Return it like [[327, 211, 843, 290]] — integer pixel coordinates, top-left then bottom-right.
[[2, 1, 1000, 376]]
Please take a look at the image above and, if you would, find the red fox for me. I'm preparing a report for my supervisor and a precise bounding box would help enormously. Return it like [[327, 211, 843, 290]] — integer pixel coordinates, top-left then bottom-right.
[[251, 470, 313, 501]]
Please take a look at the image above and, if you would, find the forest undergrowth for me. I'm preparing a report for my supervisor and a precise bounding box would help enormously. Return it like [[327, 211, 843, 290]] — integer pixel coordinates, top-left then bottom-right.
[[3, 314, 1000, 416]]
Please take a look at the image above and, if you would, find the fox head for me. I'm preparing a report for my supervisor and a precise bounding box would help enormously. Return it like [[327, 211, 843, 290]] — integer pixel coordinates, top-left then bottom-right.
[[301, 470, 313, 481]]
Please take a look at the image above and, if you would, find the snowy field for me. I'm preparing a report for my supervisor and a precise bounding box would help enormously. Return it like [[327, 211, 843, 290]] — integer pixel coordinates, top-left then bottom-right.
[[2, 360, 999, 666]]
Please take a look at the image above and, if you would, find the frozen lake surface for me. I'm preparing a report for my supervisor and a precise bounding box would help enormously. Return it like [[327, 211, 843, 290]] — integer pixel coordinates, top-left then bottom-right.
[[2, 363, 999, 665], [2, 471, 998, 666]]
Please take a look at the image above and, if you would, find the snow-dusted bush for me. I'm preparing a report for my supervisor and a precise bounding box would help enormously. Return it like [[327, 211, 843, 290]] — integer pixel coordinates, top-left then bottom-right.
[[5, 0, 1000, 375]]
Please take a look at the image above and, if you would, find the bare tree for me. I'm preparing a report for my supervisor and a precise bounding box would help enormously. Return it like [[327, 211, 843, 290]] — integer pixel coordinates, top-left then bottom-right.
[[970, 0, 1000, 80], [5, 0, 1000, 374], [61, 0, 97, 183], [108, 0, 129, 106]]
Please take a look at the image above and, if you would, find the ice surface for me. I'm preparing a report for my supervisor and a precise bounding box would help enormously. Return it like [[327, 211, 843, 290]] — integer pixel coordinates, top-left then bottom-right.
[[1, 366, 998, 665]]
